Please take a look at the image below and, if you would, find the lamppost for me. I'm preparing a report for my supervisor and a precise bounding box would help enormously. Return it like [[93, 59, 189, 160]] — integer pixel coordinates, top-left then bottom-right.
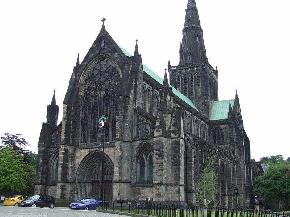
[[234, 187, 239, 210], [97, 115, 107, 207]]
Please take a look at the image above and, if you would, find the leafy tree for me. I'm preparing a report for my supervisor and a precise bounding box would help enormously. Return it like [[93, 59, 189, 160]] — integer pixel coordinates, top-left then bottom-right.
[[0, 147, 29, 195], [260, 155, 284, 165], [254, 160, 290, 210], [1, 133, 28, 153], [23, 152, 37, 195], [0, 133, 37, 195], [196, 156, 218, 208]]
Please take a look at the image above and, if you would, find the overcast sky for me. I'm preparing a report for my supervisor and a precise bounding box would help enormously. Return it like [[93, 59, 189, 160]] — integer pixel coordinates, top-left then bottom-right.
[[0, 0, 289, 160]]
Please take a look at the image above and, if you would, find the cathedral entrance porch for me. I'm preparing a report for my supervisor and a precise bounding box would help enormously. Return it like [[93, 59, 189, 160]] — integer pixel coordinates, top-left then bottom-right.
[[76, 151, 114, 201]]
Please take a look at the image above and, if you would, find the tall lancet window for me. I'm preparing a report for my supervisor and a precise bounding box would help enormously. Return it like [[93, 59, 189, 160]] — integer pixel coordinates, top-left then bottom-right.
[[136, 143, 153, 184], [194, 72, 201, 96], [183, 76, 188, 96], [81, 93, 117, 145], [189, 75, 194, 98]]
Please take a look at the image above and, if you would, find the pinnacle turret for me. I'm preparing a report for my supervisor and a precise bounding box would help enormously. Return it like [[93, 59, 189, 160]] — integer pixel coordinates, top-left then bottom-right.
[[163, 69, 169, 87], [233, 90, 241, 114], [47, 90, 59, 127], [51, 89, 56, 106], [134, 39, 139, 56], [76, 53, 80, 66]]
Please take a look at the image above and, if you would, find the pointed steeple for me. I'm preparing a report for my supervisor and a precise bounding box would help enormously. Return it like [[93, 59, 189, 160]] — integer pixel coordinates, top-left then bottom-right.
[[51, 89, 56, 106], [184, 0, 201, 28], [179, 0, 207, 65]]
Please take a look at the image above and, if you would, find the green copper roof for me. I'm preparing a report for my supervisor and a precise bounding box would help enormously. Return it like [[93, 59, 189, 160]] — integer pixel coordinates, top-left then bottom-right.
[[209, 100, 235, 121], [120, 47, 198, 111], [171, 86, 198, 111], [120, 47, 132, 57], [142, 65, 163, 85]]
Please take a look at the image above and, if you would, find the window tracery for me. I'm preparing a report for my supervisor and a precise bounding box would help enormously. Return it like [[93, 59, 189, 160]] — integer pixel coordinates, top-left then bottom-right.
[[136, 144, 153, 184], [80, 61, 119, 145], [47, 152, 58, 185], [137, 116, 153, 139], [213, 128, 225, 145]]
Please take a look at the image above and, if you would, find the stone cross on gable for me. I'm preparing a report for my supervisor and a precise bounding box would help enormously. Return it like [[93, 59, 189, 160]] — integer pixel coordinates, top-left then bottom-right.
[[101, 18, 106, 27]]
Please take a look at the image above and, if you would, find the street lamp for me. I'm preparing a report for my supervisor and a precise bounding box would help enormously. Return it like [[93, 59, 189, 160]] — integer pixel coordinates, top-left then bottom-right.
[[97, 115, 107, 208], [234, 187, 239, 210]]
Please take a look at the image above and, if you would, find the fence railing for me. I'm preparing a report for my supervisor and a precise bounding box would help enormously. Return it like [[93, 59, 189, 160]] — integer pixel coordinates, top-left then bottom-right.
[[99, 201, 290, 217]]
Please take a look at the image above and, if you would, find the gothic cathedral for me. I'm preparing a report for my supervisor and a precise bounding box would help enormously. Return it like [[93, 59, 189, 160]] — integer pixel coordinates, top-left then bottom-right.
[[35, 0, 253, 208]]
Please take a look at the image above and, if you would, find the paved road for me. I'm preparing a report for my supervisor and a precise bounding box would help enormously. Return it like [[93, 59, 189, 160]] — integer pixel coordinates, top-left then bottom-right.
[[0, 206, 127, 217]]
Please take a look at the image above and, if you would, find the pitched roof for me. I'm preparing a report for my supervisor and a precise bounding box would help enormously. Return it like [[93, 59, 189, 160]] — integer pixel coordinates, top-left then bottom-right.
[[209, 100, 235, 121], [120, 47, 198, 112]]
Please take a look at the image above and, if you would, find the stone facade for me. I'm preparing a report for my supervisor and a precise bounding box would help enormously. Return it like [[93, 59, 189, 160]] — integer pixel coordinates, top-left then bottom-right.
[[35, 0, 254, 208]]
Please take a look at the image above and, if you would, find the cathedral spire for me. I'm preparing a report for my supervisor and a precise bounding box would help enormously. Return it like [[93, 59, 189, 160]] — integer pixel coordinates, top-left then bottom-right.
[[179, 0, 207, 65], [184, 0, 201, 28]]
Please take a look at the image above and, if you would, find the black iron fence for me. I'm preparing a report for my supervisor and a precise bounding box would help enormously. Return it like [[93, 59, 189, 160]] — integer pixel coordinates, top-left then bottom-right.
[[99, 201, 290, 217]]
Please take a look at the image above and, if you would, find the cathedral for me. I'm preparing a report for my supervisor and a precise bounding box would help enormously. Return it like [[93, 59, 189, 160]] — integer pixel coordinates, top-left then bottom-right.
[[35, 0, 253, 208]]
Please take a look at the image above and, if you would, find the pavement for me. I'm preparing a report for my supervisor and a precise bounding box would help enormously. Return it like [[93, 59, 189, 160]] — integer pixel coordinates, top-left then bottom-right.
[[0, 205, 128, 217]]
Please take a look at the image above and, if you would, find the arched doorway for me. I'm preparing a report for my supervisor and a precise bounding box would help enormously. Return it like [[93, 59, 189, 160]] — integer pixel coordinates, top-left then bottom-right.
[[76, 151, 114, 200]]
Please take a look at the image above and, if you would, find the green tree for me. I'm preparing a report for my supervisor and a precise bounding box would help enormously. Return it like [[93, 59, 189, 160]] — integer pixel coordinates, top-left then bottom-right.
[[23, 152, 37, 195], [260, 155, 284, 165], [254, 160, 290, 210], [0, 147, 29, 195], [0, 133, 37, 195], [196, 156, 218, 207]]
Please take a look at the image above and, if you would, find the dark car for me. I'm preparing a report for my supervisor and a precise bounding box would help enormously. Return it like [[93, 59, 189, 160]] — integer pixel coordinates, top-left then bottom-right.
[[19, 195, 55, 208], [69, 198, 101, 210]]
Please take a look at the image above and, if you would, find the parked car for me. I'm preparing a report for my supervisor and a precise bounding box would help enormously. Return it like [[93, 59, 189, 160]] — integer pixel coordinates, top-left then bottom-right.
[[19, 195, 55, 208], [69, 198, 101, 210], [3, 195, 25, 206], [18, 195, 40, 207]]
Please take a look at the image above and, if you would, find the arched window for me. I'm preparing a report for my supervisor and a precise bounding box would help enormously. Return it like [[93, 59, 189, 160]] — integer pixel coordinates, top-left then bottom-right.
[[189, 75, 194, 98], [81, 93, 117, 145], [183, 76, 188, 96], [194, 73, 200, 96], [47, 154, 58, 185], [136, 144, 153, 184], [213, 128, 224, 145]]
